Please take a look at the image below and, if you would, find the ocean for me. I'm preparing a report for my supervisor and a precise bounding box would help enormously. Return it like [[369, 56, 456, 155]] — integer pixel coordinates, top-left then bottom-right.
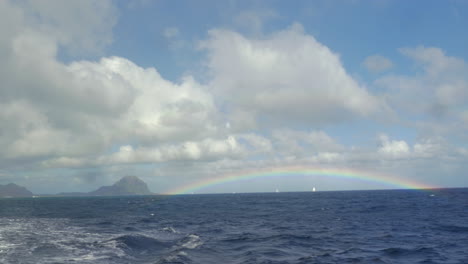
[[0, 188, 467, 263]]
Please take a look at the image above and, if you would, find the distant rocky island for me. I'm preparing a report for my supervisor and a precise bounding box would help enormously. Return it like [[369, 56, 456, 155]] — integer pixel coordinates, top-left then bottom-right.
[[0, 176, 154, 198], [0, 183, 34, 198], [89, 176, 153, 196]]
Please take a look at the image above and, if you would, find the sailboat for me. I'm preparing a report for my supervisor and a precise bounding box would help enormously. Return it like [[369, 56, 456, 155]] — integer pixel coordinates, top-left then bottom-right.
[[312, 187, 316, 192]]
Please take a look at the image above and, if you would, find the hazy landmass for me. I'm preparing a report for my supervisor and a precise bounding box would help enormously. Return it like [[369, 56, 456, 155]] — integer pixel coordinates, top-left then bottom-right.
[[0, 183, 34, 198], [0, 176, 154, 198]]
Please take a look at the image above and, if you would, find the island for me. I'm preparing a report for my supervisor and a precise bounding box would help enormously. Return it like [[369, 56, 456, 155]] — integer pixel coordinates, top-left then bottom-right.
[[1, 176, 154, 197], [0, 183, 33, 198], [88, 176, 153, 196]]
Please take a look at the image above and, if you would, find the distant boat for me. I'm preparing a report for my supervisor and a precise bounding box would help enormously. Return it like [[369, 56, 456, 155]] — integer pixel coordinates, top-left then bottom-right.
[[275, 189, 279, 193], [312, 187, 316, 192]]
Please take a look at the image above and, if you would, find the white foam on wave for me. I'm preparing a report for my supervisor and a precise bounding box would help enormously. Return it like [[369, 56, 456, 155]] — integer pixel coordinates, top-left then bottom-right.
[[181, 234, 203, 249], [0, 217, 128, 263], [1, 217, 204, 263], [163, 250, 187, 262], [162, 226, 179, 233], [0, 218, 41, 258], [155, 233, 203, 263]]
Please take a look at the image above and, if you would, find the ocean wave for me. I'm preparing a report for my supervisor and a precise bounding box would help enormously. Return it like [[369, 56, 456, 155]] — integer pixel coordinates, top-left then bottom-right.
[[162, 226, 179, 233], [107, 234, 169, 252], [381, 246, 440, 258], [179, 234, 203, 249], [436, 224, 468, 233], [222, 233, 314, 244]]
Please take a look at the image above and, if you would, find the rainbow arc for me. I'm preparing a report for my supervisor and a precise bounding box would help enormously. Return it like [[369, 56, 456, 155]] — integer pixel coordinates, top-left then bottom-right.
[[163, 166, 435, 195]]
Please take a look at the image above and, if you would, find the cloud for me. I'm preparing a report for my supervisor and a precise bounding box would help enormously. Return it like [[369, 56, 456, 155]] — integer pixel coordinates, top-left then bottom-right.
[[237, 134, 273, 154], [271, 129, 344, 157], [40, 129, 347, 169], [80, 57, 221, 144], [201, 23, 386, 128], [15, 0, 117, 56], [413, 137, 448, 159], [0, 55, 223, 164], [375, 46, 468, 142], [377, 134, 410, 159], [0, 1, 119, 166], [363, 54, 393, 72], [0, 0, 224, 168], [399, 46, 466, 78], [377, 47, 468, 118], [42, 136, 245, 168], [375, 134, 458, 162]]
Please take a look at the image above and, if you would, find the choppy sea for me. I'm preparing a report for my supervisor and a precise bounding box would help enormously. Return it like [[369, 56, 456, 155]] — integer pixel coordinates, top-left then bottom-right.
[[0, 188, 467, 263]]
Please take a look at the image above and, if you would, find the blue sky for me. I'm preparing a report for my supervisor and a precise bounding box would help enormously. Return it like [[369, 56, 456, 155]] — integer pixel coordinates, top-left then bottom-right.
[[1, 0, 467, 194]]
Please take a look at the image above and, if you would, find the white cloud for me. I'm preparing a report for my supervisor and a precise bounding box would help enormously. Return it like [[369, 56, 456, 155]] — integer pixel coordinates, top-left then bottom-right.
[[373, 46, 468, 148], [0, 0, 123, 165], [306, 152, 344, 163], [17, 0, 117, 56], [363, 54, 393, 72], [78, 57, 221, 144], [42, 136, 246, 168], [399, 46, 466, 77], [272, 129, 344, 157], [0, 1, 224, 166], [377, 134, 410, 159], [377, 47, 468, 119], [413, 137, 447, 159], [0, 54, 223, 163], [201, 23, 387, 127], [375, 134, 456, 162], [237, 134, 273, 154]]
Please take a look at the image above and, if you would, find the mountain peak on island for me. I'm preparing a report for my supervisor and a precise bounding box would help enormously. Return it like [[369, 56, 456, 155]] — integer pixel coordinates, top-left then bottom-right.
[[0, 183, 33, 197], [115, 175, 144, 185], [89, 176, 153, 196]]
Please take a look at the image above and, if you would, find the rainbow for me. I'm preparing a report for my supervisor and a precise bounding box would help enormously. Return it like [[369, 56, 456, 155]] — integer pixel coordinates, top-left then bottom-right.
[[163, 166, 435, 195]]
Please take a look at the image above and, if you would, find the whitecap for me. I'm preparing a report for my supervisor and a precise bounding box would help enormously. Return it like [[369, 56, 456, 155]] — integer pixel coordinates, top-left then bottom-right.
[[162, 226, 179, 233], [180, 234, 203, 249]]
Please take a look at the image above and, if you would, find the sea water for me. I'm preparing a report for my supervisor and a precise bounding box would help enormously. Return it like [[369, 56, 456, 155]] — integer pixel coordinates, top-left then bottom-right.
[[0, 189, 467, 263]]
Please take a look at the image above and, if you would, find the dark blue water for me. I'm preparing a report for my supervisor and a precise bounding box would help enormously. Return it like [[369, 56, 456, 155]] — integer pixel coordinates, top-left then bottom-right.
[[1, 189, 467, 263]]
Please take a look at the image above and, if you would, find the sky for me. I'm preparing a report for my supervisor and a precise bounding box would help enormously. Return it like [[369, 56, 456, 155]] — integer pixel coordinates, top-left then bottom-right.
[[1, 0, 468, 194]]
